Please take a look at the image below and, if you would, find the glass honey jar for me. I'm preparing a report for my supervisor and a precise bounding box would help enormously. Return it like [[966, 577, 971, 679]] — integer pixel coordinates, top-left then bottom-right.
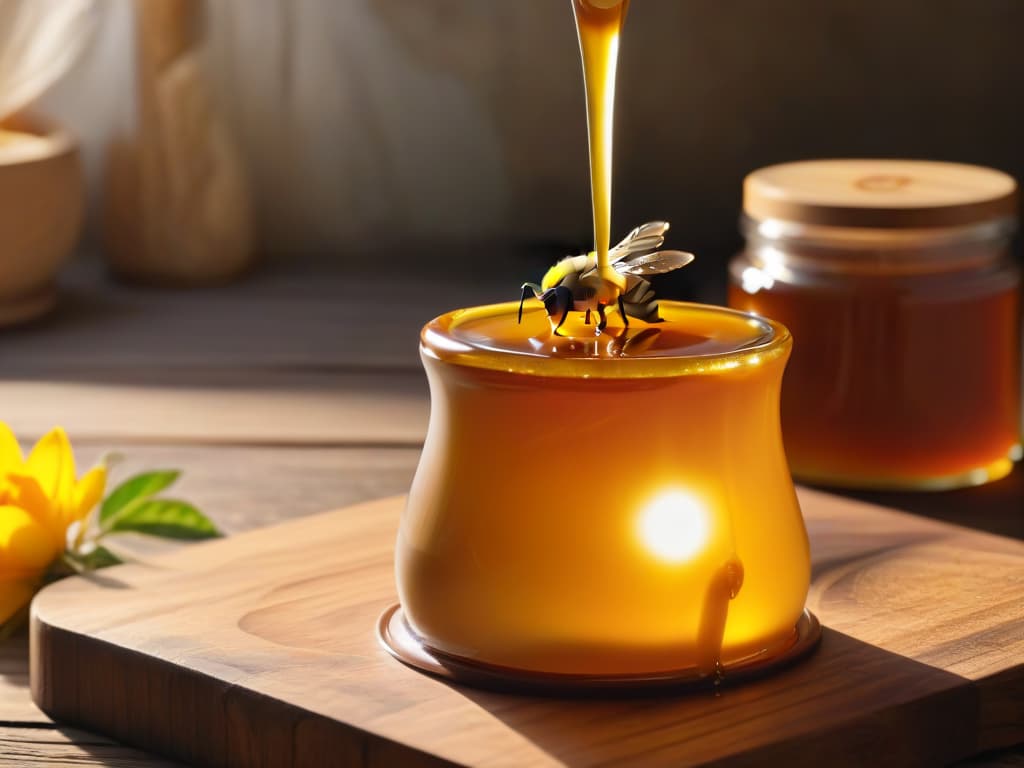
[[388, 301, 816, 683], [729, 159, 1021, 490]]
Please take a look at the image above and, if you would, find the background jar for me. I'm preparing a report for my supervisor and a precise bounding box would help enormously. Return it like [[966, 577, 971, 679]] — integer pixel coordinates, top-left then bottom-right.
[[729, 160, 1021, 491]]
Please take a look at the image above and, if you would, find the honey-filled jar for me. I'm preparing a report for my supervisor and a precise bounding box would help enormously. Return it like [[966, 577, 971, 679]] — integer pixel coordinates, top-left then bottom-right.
[[729, 159, 1022, 490]]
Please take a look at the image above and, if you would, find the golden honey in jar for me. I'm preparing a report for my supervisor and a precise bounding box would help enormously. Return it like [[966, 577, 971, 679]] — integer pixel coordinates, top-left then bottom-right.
[[729, 159, 1022, 490], [396, 302, 810, 677]]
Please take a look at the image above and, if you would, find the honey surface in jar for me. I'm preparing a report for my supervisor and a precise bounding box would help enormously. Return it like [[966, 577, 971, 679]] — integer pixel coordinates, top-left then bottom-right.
[[731, 160, 1022, 490]]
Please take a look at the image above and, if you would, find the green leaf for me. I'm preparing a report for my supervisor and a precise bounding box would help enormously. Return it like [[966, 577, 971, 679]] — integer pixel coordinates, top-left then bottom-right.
[[52, 547, 124, 580], [77, 546, 123, 570], [105, 499, 221, 540], [100, 470, 181, 524]]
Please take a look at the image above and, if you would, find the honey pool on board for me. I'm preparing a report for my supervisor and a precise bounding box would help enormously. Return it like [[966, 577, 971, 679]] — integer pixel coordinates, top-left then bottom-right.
[[397, 302, 810, 676]]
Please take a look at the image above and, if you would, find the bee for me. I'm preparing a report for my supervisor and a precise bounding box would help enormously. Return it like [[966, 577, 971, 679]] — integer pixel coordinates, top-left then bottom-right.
[[519, 221, 695, 334]]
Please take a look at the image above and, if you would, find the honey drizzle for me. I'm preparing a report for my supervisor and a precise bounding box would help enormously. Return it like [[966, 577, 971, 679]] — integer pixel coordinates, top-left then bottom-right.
[[574, 3, 743, 682], [572, 0, 630, 295]]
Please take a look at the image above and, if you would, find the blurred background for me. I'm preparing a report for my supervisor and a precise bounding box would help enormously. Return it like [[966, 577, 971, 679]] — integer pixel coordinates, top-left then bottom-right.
[[39, 0, 1024, 298], [4, 0, 1024, 445], [3, 7, 1023, 766]]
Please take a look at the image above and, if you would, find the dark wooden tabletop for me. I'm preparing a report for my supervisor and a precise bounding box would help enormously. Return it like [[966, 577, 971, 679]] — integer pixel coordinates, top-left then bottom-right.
[[1, 262, 1020, 766]]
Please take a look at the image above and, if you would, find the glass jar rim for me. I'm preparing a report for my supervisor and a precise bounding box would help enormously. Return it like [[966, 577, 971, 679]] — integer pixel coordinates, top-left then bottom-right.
[[742, 214, 1016, 250], [740, 215, 1016, 276], [420, 300, 791, 379]]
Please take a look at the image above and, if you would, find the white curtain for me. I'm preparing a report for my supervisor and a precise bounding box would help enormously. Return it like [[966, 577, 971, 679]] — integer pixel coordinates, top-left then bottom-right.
[[38, 0, 591, 256]]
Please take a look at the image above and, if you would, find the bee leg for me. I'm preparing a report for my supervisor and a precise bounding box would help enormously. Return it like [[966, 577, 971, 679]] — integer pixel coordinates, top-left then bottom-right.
[[618, 295, 629, 328], [518, 283, 542, 324], [597, 304, 608, 332], [585, 309, 592, 325], [554, 305, 571, 335]]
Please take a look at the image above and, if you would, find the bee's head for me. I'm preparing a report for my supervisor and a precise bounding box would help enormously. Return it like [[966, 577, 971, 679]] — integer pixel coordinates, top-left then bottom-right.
[[540, 285, 575, 325], [518, 283, 572, 330]]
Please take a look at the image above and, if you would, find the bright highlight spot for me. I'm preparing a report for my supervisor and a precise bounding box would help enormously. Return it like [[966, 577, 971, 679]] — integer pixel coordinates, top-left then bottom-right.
[[638, 490, 711, 563], [740, 266, 774, 294], [966, 468, 990, 487], [422, 328, 473, 355]]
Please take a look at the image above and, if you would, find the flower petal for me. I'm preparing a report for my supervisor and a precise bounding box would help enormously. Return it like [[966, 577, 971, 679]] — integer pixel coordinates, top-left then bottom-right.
[[0, 504, 60, 572], [73, 465, 107, 524], [0, 423, 23, 473], [0, 577, 35, 627], [26, 427, 76, 512], [4, 473, 59, 534]]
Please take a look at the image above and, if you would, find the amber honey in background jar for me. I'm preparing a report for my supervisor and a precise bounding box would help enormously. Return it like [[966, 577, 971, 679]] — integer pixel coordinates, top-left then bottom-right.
[[729, 159, 1021, 490]]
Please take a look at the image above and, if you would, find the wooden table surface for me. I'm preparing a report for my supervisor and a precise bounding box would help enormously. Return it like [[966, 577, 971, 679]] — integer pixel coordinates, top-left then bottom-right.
[[1, 262, 1021, 766]]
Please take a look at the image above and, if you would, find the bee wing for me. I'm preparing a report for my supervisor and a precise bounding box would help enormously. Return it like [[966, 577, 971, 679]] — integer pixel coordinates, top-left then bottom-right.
[[617, 250, 695, 276], [608, 221, 670, 265]]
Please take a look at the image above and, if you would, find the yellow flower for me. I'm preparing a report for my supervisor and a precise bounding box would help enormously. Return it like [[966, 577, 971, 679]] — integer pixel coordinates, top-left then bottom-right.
[[0, 424, 106, 626]]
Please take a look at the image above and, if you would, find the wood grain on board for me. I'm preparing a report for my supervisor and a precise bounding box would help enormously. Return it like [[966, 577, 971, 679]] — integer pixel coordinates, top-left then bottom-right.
[[0, 637, 43, 724], [30, 489, 1024, 768], [0, 726, 182, 767], [0, 370, 428, 446]]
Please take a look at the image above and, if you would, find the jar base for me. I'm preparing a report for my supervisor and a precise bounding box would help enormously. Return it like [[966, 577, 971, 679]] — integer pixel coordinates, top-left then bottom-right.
[[793, 445, 1021, 492], [377, 604, 821, 694]]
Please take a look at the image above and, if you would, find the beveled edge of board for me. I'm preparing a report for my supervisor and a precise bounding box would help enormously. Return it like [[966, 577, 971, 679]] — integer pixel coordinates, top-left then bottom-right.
[[29, 593, 457, 768]]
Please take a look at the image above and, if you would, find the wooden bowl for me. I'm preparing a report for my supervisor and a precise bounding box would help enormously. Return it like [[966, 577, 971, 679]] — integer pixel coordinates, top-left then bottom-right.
[[0, 113, 83, 327]]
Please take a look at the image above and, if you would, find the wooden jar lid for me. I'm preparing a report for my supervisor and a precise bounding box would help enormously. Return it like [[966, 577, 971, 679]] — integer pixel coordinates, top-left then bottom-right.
[[744, 159, 1018, 229]]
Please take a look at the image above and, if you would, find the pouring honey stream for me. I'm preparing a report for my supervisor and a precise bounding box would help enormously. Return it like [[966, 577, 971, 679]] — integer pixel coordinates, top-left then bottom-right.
[[573, 0, 629, 297], [572, 0, 744, 678]]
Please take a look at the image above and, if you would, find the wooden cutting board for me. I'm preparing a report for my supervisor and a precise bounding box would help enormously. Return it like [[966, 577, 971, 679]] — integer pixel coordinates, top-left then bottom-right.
[[30, 490, 1024, 767]]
